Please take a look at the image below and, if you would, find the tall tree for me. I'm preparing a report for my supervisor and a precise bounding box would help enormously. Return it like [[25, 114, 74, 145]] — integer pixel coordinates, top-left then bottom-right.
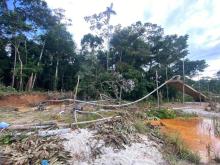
[[0, 0, 58, 90], [84, 3, 116, 70]]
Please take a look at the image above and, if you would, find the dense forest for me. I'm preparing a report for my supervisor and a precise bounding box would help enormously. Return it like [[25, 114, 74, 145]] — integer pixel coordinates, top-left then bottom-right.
[[0, 0, 219, 100]]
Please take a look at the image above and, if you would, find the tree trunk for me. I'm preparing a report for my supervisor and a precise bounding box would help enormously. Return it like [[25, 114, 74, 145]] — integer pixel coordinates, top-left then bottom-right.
[[25, 40, 28, 64], [26, 72, 33, 91], [2, 0, 8, 12], [31, 41, 45, 89], [106, 51, 109, 71], [11, 47, 17, 88], [120, 50, 122, 63], [166, 67, 169, 102], [54, 58, 59, 90], [17, 48, 23, 91], [156, 70, 160, 109]]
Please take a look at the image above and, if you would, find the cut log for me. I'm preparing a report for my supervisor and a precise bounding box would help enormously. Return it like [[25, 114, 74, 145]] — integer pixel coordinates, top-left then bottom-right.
[[8, 121, 57, 130]]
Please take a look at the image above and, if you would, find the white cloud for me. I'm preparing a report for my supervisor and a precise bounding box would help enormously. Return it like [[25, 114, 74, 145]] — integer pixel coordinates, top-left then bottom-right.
[[200, 58, 220, 78], [45, 0, 220, 77], [45, 0, 149, 46]]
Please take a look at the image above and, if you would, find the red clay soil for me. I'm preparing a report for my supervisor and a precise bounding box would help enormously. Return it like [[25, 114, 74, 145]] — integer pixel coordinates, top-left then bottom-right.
[[0, 93, 48, 107]]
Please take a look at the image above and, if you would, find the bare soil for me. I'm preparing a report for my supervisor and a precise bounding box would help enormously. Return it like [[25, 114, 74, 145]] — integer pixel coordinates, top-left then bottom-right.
[[0, 93, 48, 108], [0, 93, 74, 125], [162, 102, 209, 110]]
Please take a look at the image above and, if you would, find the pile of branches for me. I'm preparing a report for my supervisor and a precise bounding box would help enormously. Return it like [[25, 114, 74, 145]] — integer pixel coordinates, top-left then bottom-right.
[[90, 112, 137, 152], [2, 135, 71, 165], [206, 101, 220, 112]]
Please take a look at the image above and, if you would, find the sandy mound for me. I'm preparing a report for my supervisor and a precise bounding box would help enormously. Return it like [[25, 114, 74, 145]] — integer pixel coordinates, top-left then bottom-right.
[[60, 129, 166, 165]]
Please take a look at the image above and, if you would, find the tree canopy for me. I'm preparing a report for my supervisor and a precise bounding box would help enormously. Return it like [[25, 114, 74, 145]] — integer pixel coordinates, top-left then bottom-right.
[[0, 1, 209, 101]]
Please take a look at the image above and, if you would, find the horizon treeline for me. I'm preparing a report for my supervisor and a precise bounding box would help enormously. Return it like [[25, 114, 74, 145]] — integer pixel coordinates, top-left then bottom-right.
[[1, 0, 219, 100]]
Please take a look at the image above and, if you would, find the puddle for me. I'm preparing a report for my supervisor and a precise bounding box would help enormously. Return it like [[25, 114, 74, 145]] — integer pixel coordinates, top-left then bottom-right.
[[158, 117, 220, 163]]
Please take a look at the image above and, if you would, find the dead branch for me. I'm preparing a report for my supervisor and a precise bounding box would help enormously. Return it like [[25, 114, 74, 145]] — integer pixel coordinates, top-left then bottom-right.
[[71, 116, 121, 126], [7, 121, 57, 130], [73, 75, 80, 127]]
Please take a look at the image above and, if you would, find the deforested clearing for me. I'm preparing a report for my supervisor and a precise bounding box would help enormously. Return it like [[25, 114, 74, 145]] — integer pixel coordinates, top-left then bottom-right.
[[1, 0, 220, 164]]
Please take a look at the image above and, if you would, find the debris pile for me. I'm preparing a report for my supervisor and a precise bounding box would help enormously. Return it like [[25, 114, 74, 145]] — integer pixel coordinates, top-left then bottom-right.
[[90, 115, 136, 151], [61, 128, 166, 165], [2, 135, 71, 165], [205, 101, 220, 112]]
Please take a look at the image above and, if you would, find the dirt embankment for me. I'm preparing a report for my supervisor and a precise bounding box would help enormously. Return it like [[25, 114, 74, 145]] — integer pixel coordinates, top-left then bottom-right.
[[0, 93, 48, 108]]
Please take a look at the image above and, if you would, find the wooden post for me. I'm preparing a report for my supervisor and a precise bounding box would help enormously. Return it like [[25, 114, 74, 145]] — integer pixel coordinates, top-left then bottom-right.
[[166, 67, 169, 102], [182, 59, 185, 104], [156, 70, 160, 109], [73, 75, 80, 127], [207, 80, 210, 98], [198, 74, 201, 105]]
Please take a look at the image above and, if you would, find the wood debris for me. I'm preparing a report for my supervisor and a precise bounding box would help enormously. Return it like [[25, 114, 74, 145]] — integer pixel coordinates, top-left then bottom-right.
[[89, 113, 138, 155], [2, 135, 71, 165]]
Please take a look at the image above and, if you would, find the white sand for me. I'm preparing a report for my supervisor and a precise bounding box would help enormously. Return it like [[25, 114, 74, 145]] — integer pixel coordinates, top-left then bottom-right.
[[60, 129, 166, 165]]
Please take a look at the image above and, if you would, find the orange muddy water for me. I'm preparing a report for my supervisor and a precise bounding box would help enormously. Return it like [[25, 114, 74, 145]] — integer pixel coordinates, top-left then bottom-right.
[[154, 117, 220, 163]]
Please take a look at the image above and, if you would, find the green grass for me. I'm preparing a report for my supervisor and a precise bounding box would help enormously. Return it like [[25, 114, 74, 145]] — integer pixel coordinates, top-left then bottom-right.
[[133, 120, 148, 134], [77, 113, 100, 122], [146, 108, 198, 120], [163, 133, 200, 164], [146, 108, 177, 119]]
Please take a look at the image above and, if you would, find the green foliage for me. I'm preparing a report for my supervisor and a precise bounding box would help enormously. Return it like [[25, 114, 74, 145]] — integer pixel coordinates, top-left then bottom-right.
[[0, 84, 16, 94], [146, 108, 197, 120], [172, 59, 207, 77], [0, 134, 13, 145], [0, 133, 27, 145], [0, 1, 209, 101], [146, 108, 177, 119]]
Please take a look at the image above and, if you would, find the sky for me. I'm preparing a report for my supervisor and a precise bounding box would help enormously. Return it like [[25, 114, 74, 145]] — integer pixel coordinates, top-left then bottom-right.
[[45, 0, 220, 78]]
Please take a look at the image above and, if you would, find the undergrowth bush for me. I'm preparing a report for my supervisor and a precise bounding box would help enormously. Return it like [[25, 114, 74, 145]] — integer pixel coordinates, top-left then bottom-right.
[[146, 108, 198, 119], [0, 84, 16, 95], [146, 108, 176, 119]]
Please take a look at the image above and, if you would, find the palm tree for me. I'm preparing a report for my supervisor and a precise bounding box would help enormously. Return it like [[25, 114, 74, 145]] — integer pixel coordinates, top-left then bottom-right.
[[103, 3, 116, 70], [104, 3, 116, 24]]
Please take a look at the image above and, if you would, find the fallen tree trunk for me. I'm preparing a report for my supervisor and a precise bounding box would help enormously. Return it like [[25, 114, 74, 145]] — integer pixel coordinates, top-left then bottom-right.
[[71, 116, 121, 126], [8, 125, 53, 130], [8, 121, 57, 130], [7, 116, 121, 131]]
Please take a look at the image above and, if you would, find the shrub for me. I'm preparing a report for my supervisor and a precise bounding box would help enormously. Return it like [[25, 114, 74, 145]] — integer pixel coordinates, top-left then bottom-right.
[[146, 108, 176, 119], [0, 84, 16, 95]]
